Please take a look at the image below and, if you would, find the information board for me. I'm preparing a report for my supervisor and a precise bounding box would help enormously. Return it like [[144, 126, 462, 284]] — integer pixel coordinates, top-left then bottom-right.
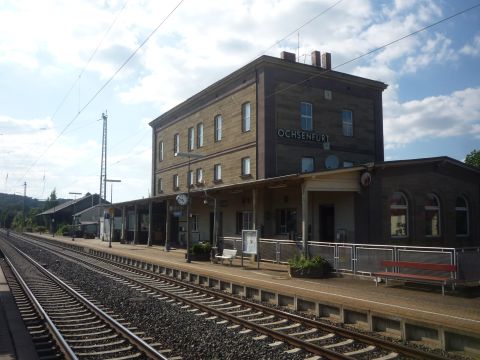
[[242, 230, 258, 254]]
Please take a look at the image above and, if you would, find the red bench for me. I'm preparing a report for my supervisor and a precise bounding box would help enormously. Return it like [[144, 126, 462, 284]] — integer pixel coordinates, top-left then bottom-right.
[[374, 260, 457, 295]]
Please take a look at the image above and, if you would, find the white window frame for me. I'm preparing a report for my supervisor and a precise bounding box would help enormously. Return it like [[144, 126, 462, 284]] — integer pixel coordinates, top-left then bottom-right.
[[157, 178, 163, 193], [187, 170, 194, 187], [242, 102, 251, 132], [173, 174, 179, 190], [214, 164, 222, 181], [188, 127, 195, 151], [197, 122, 204, 148], [196, 168, 204, 184], [174, 133, 180, 154], [455, 195, 469, 236], [242, 157, 251, 176], [425, 193, 441, 237], [390, 192, 408, 237], [301, 157, 314, 173], [158, 141, 164, 162], [342, 110, 353, 137], [214, 115, 222, 142], [300, 102, 313, 131]]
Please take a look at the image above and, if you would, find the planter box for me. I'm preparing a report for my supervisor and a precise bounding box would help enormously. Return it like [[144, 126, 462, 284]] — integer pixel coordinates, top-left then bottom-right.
[[289, 266, 329, 278], [188, 253, 211, 261]]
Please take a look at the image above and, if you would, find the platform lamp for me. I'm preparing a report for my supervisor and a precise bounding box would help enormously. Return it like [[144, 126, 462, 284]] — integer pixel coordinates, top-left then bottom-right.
[[174, 151, 204, 263], [69, 192, 82, 241], [105, 179, 121, 248]]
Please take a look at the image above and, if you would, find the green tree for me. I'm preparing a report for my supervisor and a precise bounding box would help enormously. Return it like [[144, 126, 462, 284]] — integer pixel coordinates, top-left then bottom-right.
[[44, 189, 58, 211], [465, 149, 480, 168]]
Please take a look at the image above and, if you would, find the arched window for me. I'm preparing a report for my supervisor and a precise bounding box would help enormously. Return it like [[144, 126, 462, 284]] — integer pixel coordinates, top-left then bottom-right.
[[456, 196, 469, 236], [390, 192, 408, 237], [425, 193, 441, 236]]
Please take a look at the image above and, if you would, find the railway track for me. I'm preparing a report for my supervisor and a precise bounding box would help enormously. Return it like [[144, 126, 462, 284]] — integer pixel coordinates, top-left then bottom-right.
[[0, 237, 172, 360], [3, 232, 453, 360]]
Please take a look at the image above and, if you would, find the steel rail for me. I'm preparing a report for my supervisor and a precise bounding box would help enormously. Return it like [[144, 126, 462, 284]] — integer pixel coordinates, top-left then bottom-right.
[[4, 240, 168, 360], [3, 255, 79, 360], [19, 233, 449, 360]]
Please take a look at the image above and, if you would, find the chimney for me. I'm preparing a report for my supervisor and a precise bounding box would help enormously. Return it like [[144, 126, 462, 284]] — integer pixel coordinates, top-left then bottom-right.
[[311, 50, 321, 67], [281, 51, 296, 62], [321, 52, 332, 70]]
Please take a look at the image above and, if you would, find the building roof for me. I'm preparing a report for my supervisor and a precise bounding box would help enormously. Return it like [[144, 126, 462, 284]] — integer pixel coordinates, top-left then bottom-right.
[[149, 54, 388, 128], [38, 194, 104, 216]]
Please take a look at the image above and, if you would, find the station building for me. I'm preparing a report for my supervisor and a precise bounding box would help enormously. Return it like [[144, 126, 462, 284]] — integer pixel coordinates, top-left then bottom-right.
[[145, 51, 479, 251]]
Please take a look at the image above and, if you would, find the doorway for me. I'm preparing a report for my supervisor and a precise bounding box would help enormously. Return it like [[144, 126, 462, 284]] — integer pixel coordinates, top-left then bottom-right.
[[319, 205, 334, 241]]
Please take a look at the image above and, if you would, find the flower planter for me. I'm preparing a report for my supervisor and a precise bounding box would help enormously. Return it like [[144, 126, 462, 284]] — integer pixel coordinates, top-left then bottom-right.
[[289, 266, 329, 278]]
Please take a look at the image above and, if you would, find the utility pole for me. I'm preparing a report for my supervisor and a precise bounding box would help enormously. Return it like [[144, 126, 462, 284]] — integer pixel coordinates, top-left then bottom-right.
[[22, 181, 26, 232], [99, 111, 108, 205], [98, 111, 108, 239]]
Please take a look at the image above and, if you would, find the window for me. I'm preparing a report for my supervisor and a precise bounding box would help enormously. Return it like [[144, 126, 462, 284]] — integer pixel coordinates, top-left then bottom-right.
[[157, 178, 163, 193], [214, 115, 222, 141], [188, 127, 194, 151], [455, 196, 469, 236], [390, 192, 408, 237], [425, 193, 441, 237], [197, 123, 204, 148], [241, 157, 251, 176], [242, 102, 251, 132], [187, 170, 194, 187], [342, 110, 353, 136], [192, 214, 199, 232], [196, 168, 204, 184], [343, 161, 354, 168], [173, 174, 179, 190], [158, 141, 164, 162], [301, 157, 314, 173], [173, 133, 180, 154], [236, 211, 253, 233], [300, 102, 312, 130], [214, 164, 222, 182], [276, 208, 297, 234]]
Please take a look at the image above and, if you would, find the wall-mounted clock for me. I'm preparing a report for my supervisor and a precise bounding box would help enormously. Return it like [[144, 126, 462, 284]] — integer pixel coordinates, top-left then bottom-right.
[[176, 193, 188, 206]]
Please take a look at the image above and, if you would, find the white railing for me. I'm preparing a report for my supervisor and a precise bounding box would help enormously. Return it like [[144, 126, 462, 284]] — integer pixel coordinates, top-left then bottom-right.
[[220, 236, 480, 281]]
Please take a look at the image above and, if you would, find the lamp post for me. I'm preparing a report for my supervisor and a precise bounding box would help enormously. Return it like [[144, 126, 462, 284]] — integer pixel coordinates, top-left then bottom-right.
[[175, 152, 204, 263], [105, 179, 121, 248], [69, 192, 82, 241]]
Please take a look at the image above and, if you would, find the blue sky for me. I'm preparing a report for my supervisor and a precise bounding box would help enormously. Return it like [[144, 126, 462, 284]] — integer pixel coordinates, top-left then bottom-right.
[[0, 0, 479, 202]]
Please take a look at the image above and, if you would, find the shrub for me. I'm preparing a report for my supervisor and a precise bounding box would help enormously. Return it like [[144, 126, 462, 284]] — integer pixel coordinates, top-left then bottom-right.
[[192, 242, 212, 255], [288, 255, 332, 277], [34, 225, 47, 233]]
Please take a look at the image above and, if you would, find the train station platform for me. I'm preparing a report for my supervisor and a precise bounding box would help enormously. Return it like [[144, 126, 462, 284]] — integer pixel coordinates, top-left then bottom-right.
[[0, 259, 38, 360], [27, 233, 480, 354]]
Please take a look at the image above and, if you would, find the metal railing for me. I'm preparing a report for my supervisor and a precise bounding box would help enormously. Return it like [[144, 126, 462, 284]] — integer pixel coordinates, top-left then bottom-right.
[[221, 236, 480, 281]]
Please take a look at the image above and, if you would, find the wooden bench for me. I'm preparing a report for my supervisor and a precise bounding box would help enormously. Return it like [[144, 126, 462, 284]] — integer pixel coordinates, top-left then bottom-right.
[[374, 260, 457, 295], [215, 249, 237, 265]]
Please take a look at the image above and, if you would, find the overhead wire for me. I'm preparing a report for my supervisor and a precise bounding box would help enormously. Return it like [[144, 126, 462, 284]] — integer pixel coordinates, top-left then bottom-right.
[[21, 0, 185, 182], [265, 2, 480, 99]]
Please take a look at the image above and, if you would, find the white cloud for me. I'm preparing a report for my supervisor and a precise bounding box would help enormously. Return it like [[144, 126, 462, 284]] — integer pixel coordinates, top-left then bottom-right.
[[384, 87, 480, 149], [460, 34, 480, 57]]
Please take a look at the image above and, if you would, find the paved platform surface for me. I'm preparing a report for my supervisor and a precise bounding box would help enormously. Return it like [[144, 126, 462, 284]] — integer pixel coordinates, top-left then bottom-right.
[[30, 234, 480, 337], [0, 260, 38, 360]]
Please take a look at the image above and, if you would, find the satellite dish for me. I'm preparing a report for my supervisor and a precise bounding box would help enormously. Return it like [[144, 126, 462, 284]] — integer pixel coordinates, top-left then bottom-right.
[[325, 155, 339, 169], [360, 172, 372, 187]]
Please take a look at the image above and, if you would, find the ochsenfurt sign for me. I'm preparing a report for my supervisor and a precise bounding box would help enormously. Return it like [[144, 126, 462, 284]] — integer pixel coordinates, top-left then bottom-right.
[[277, 128, 329, 143]]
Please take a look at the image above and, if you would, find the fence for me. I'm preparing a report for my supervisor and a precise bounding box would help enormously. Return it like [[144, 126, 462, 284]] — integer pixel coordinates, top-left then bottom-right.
[[221, 236, 480, 282]]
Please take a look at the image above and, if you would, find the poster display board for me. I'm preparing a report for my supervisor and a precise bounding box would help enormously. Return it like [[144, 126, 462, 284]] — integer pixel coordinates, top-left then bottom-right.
[[241, 230, 259, 269], [242, 230, 257, 254]]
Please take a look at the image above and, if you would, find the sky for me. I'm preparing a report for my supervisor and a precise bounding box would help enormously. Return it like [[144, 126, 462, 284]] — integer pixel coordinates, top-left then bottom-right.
[[0, 0, 479, 203]]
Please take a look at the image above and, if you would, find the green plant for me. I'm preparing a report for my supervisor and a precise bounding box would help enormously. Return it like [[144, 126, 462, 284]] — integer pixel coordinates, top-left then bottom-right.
[[192, 242, 212, 255], [288, 255, 332, 274]]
